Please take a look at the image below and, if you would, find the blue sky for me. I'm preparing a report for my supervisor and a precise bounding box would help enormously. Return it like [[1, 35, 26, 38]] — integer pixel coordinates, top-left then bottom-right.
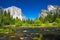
[[0, 0, 60, 19]]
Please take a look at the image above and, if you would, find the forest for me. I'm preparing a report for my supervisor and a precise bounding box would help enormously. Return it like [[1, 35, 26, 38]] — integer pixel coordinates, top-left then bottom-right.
[[0, 10, 60, 28]]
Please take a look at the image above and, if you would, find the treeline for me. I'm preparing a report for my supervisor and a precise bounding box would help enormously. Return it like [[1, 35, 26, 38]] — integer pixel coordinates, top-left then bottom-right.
[[0, 11, 15, 27], [39, 12, 60, 27], [0, 10, 60, 27]]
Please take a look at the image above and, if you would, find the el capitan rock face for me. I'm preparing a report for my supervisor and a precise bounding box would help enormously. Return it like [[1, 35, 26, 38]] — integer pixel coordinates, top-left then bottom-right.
[[4, 6, 26, 20]]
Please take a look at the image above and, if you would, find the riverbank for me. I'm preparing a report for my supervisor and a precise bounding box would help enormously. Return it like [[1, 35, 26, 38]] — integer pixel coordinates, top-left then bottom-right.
[[0, 28, 60, 40], [0, 26, 60, 33]]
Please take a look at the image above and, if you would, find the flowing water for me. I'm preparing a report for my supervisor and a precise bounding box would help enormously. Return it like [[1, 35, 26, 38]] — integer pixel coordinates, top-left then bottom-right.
[[0, 27, 60, 40]]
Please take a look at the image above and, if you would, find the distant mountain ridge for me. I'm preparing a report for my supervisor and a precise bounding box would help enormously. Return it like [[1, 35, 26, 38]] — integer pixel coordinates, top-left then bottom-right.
[[39, 5, 60, 18], [4, 6, 26, 20]]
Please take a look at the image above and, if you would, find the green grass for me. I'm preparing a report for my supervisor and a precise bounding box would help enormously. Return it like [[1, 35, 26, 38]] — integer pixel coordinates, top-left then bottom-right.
[[0, 28, 16, 33]]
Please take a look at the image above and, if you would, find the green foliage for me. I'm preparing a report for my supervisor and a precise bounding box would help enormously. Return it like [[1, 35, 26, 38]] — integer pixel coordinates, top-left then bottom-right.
[[55, 18, 60, 23], [0, 10, 15, 27], [34, 19, 42, 26], [0, 9, 60, 28], [0, 29, 14, 33], [33, 33, 43, 40], [15, 17, 22, 26], [38, 11, 60, 27]]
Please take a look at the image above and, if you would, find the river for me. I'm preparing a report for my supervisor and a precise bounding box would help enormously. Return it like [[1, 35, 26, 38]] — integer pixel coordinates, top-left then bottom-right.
[[0, 27, 60, 40]]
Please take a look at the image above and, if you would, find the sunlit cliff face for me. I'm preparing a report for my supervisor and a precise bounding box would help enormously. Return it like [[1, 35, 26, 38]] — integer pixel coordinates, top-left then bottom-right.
[[4, 6, 26, 20], [39, 5, 60, 18], [48, 5, 57, 12]]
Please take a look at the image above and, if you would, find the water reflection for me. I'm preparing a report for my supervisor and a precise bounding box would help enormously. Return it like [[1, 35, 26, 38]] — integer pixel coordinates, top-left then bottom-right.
[[0, 27, 60, 40]]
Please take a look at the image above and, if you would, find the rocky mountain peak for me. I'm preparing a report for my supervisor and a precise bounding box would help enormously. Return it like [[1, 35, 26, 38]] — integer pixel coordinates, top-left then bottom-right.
[[4, 6, 26, 20], [48, 5, 57, 11]]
